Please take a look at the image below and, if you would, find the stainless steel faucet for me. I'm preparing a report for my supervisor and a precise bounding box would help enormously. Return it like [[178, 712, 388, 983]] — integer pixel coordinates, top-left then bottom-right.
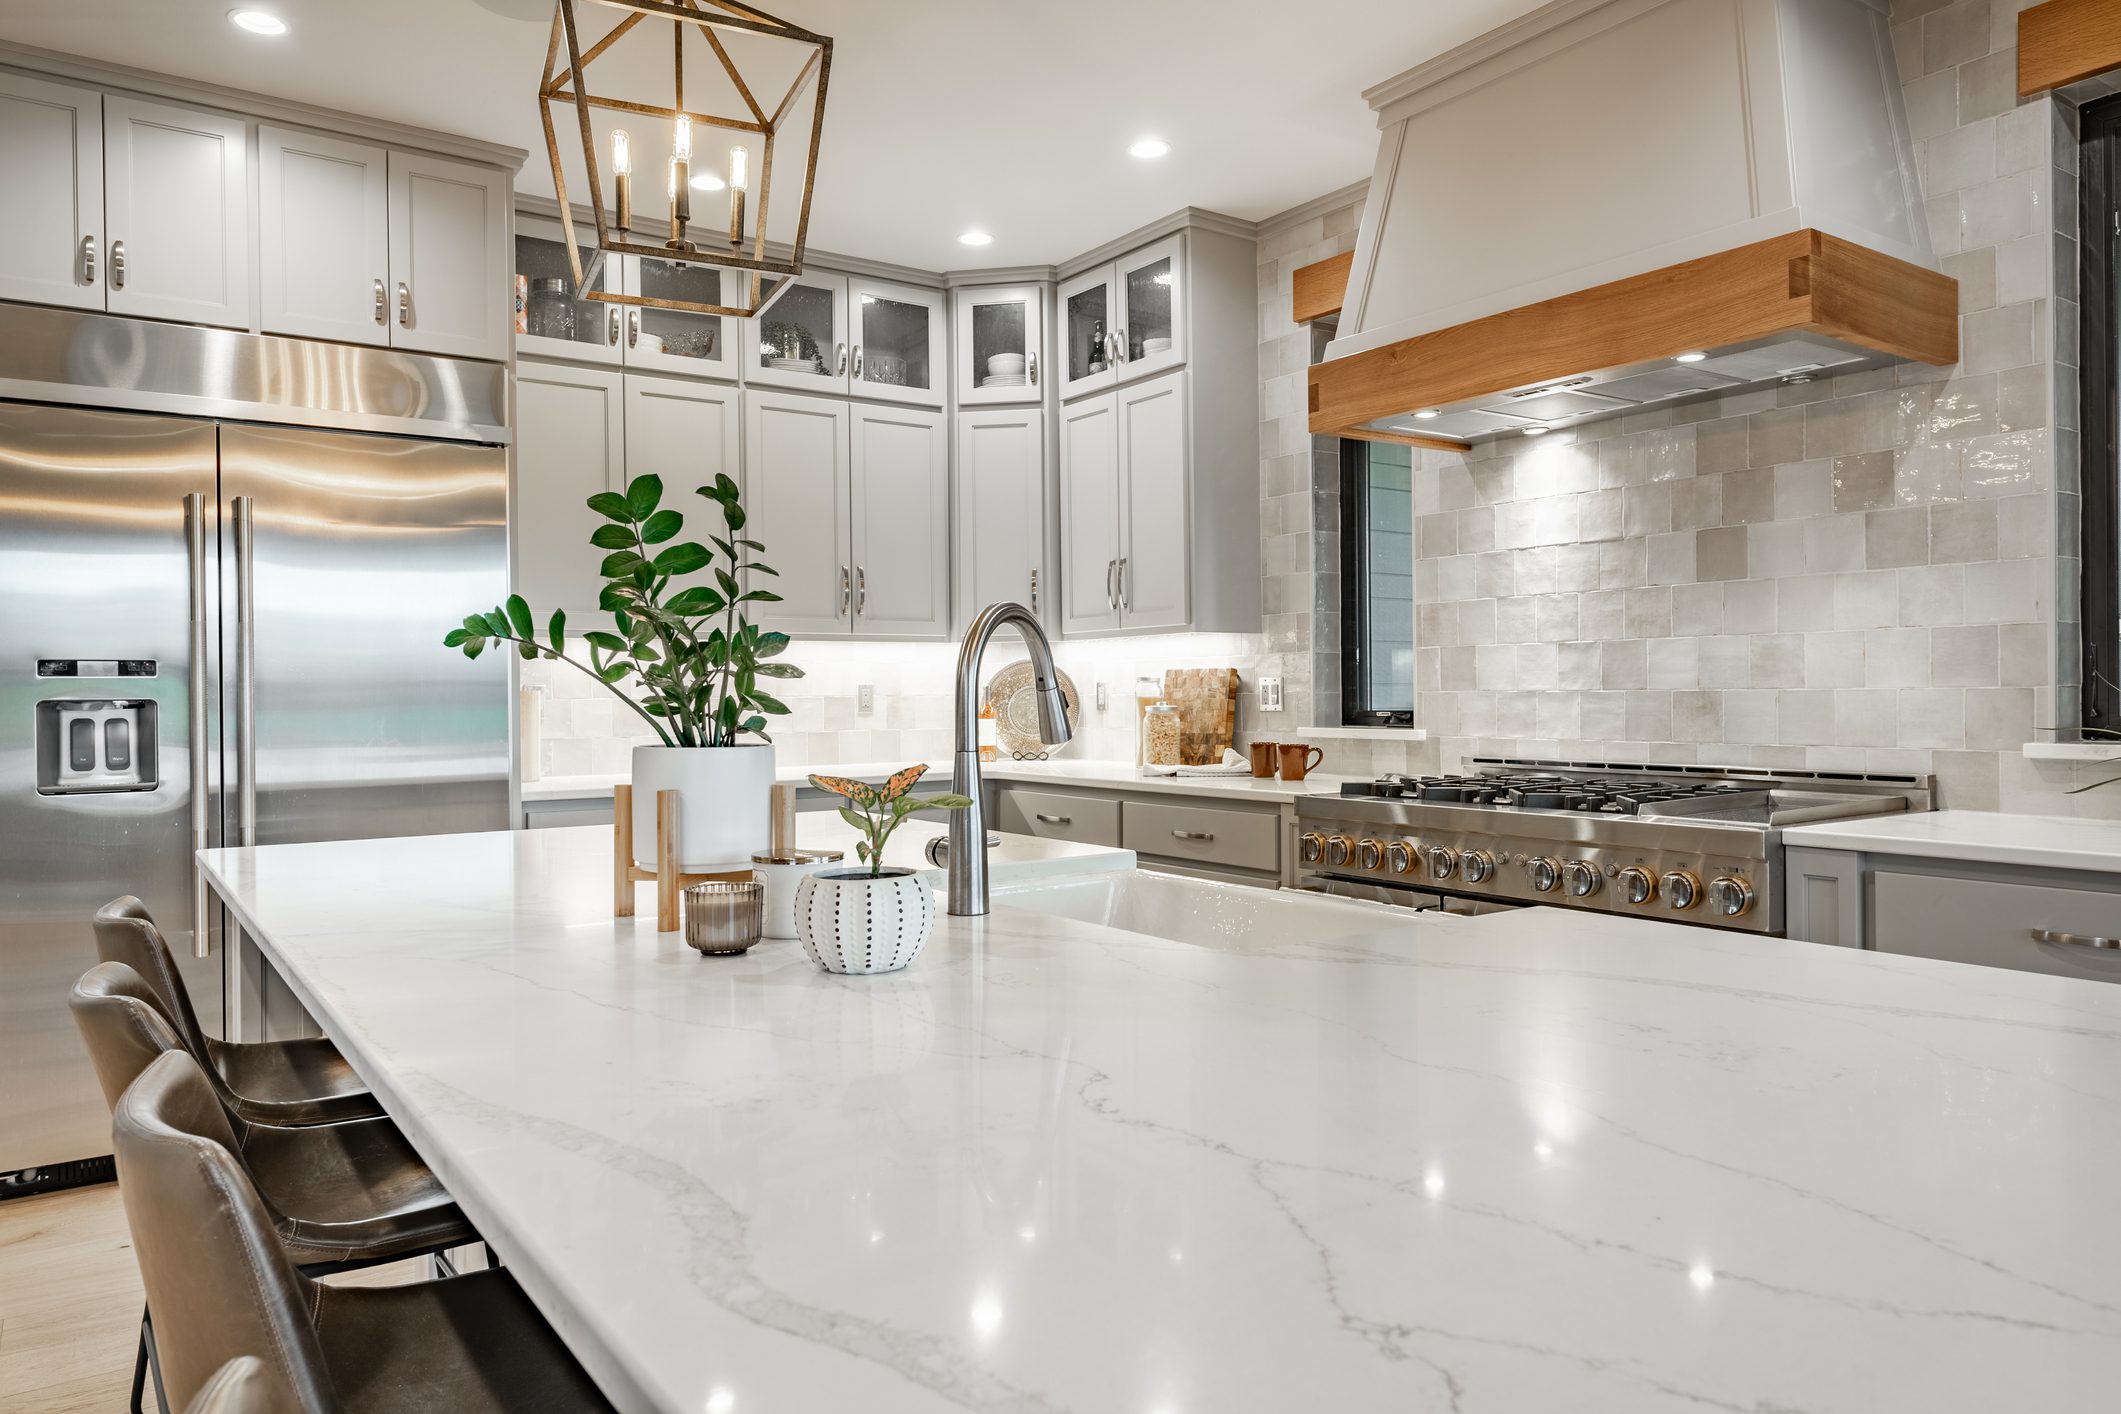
[[945, 601, 1072, 915]]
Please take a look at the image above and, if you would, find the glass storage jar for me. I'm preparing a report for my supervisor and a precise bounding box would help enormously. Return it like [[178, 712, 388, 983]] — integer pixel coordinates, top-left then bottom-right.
[[525, 277, 576, 341], [1142, 701, 1183, 769]]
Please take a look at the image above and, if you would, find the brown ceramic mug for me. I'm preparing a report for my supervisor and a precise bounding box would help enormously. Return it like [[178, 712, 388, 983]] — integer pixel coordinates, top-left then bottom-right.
[[1278, 743, 1325, 781], [1248, 741, 1279, 778]]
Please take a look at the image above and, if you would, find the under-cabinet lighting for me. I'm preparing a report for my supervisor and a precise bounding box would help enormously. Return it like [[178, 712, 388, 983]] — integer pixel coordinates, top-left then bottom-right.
[[959, 230, 994, 247], [1522, 424, 1551, 436], [228, 9, 287, 34], [1413, 408, 1440, 420], [1673, 350, 1708, 363], [1129, 137, 1171, 159]]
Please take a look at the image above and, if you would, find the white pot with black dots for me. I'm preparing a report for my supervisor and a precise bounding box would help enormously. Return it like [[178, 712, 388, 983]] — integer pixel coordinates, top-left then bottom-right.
[[795, 868, 935, 975]]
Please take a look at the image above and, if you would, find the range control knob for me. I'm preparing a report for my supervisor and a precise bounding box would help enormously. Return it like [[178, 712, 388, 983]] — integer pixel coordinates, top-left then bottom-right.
[[1299, 831, 1326, 864], [1326, 835, 1355, 868], [1526, 856, 1560, 893], [1617, 866, 1657, 906], [1707, 875, 1755, 918], [1461, 849, 1495, 884], [1385, 841, 1417, 875], [1562, 861, 1602, 897], [1357, 838, 1384, 871], [1662, 869, 1702, 911], [1426, 845, 1458, 879]]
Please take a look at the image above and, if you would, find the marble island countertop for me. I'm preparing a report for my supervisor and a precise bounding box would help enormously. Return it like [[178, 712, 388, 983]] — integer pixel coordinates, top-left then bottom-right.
[[197, 826, 2121, 1413], [1782, 808, 2121, 874], [523, 758, 1368, 807]]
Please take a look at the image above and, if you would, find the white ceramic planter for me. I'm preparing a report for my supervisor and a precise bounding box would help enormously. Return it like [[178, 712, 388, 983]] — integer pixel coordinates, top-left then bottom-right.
[[795, 869, 935, 975], [630, 743, 775, 871]]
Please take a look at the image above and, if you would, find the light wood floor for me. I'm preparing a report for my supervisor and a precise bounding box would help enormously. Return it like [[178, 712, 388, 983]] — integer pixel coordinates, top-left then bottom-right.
[[0, 1183, 426, 1413]]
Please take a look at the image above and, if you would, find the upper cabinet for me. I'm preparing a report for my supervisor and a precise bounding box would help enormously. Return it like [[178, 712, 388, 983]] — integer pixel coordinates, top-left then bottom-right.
[[1058, 233, 1185, 400], [0, 72, 103, 312], [0, 69, 514, 358], [511, 217, 741, 380], [750, 272, 944, 406], [622, 257, 741, 380], [258, 127, 390, 345], [953, 283, 1044, 406], [513, 220, 622, 365], [387, 151, 510, 362]]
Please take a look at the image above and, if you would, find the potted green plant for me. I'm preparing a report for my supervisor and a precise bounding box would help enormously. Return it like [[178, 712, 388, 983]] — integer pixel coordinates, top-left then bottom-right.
[[796, 765, 971, 974], [443, 473, 801, 870]]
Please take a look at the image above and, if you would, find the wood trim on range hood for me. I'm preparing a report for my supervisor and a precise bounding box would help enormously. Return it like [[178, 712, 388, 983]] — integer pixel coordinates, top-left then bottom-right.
[[1306, 229, 1958, 445], [2018, 0, 2121, 95]]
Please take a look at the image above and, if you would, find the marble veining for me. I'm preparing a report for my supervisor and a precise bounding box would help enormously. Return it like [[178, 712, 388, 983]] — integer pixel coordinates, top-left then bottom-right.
[[198, 827, 2121, 1413]]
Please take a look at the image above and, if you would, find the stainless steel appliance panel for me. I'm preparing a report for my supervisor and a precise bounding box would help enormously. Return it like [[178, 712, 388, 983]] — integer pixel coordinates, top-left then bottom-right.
[[0, 402, 224, 1172], [215, 424, 508, 848]]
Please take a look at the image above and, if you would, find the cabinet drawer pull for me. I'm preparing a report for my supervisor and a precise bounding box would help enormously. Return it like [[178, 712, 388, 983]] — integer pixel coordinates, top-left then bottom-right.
[[627, 309, 641, 347], [111, 239, 126, 290], [1034, 813, 1071, 825], [835, 342, 848, 376], [81, 235, 96, 285], [852, 344, 863, 379], [1117, 556, 1129, 611], [2032, 928, 2121, 951], [608, 307, 621, 345], [857, 565, 867, 617], [373, 277, 386, 324], [838, 565, 851, 619], [1027, 350, 1038, 385], [397, 281, 410, 327], [1170, 829, 1215, 842], [1029, 567, 1038, 615]]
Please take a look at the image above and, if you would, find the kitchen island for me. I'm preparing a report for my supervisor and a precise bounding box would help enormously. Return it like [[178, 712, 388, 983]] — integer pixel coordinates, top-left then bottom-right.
[[197, 827, 2121, 1413]]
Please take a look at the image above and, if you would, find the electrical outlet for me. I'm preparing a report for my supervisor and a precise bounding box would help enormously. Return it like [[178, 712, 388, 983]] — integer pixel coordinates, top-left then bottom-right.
[[1259, 676, 1284, 712], [1095, 682, 1109, 712], [857, 684, 875, 716]]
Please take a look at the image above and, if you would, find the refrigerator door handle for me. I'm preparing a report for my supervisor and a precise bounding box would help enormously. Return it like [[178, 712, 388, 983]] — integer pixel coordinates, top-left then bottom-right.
[[185, 493, 211, 959], [234, 496, 257, 848]]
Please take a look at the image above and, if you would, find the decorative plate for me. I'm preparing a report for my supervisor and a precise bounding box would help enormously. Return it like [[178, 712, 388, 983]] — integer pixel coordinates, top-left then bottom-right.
[[983, 662, 1081, 758]]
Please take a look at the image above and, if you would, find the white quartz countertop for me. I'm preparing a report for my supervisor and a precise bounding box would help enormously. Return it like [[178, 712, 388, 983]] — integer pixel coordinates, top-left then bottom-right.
[[1783, 809, 2121, 874], [522, 762, 924, 805], [198, 827, 2121, 1413], [981, 757, 1362, 803]]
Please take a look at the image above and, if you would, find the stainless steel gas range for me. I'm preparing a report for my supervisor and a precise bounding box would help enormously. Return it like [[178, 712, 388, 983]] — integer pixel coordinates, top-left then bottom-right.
[[1294, 759, 1932, 934]]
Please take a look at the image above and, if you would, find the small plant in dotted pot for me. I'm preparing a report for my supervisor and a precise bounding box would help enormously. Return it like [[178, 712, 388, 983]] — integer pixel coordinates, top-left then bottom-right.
[[796, 765, 970, 975]]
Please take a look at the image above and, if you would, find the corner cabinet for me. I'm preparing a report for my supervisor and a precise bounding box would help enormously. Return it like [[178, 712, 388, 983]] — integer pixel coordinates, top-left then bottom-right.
[[746, 389, 949, 640], [748, 273, 946, 408], [1054, 224, 1260, 638]]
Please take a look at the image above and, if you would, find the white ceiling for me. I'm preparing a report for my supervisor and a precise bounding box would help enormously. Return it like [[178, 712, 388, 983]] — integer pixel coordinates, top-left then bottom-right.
[[0, 0, 1547, 271]]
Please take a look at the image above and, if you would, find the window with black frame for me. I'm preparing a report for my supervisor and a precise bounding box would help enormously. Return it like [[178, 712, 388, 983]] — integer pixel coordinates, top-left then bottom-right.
[[2080, 98, 2121, 738], [1339, 439, 1417, 725]]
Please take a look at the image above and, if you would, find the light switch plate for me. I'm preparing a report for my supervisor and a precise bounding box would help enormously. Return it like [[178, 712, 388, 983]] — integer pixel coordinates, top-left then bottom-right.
[[857, 684, 875, 716], [1259, 677, 1284, 712]]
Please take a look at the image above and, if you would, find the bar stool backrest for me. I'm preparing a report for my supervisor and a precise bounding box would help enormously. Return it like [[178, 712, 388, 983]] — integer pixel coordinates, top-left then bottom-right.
[[93, 897, 240, 1104], [187, 1357, 289, 1414], [70, 962, 200, 1116], [112, 1051, 337, 1414]]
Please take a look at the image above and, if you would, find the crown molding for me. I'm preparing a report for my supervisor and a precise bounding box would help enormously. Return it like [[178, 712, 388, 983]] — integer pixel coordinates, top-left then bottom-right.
[[1257, 180, 1370, 240], [0, 42, 527, 170], [1056, 206, 1258, 279]]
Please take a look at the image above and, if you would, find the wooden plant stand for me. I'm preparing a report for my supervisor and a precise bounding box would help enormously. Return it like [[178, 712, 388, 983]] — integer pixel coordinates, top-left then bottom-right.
[[612, 784, 749, 932]]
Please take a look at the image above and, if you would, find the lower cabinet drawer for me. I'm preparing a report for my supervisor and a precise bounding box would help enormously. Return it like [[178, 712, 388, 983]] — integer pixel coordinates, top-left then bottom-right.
[[1871, 871, 2121, 983], [992, 786, 1122, 848], [1123, 799, 1280, 874]]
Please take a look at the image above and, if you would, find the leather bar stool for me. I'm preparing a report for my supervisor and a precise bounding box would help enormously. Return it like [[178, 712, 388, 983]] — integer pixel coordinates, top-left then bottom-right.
[[186, 1359, 281, 1414], [93, 896, 381, 1126], [74, 962, 478, 1414], [114, 1050, 614, 1414]]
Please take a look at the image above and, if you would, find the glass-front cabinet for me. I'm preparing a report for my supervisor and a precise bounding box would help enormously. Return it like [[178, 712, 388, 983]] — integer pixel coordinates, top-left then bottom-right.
[[621, 258, 740, 381], [1056, 233, 1187, 400], [514, 220, 621, 365], [850, 277, 945, 408], [748, 271, 850, 396], [953, 283, 1045, 406]]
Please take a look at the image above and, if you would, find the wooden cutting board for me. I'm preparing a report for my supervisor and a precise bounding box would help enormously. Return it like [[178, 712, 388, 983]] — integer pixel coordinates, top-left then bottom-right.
[[1162, 668, 1240, 765]]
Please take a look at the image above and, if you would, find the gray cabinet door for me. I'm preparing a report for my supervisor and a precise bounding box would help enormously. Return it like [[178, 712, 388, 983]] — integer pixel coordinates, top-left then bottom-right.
[[957, 408, 1045, 624], [849, 403, 949, 638], [104, 95, 252, 329], [1117, 369, 1189, 631], [0, 71, 102, 311], [744, 388, 851, 636], [1872, 871, 2121, 984], [622, 373, 741, 610], [1058, 392, 1121, 635], [515, 362, 625, 619], [258, 126, 390, 346], [387, 150, 509, 362]]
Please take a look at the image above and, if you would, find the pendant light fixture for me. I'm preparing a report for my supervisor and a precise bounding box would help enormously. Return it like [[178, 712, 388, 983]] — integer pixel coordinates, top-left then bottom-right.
[[539, 0, 832, 318]]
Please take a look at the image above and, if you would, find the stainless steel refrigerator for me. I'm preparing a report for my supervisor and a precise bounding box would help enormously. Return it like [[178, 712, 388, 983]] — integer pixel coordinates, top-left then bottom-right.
[[0, 306, 510, 1181]]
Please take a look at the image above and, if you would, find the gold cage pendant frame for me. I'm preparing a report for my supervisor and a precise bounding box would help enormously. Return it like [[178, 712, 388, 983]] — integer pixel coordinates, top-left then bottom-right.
[[540, 0, 832, 320]]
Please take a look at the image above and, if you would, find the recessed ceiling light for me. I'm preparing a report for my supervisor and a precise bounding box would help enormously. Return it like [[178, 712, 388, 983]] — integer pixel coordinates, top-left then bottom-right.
[[689, 171, 726, 192], [1412, 408, 1440, 420], [1673, 350, 1708, 363], [228, 9, 287, 34], [1129, 137, 1171, 159], [1522, 424, 1550, 436], [958, 230, 993, 247]]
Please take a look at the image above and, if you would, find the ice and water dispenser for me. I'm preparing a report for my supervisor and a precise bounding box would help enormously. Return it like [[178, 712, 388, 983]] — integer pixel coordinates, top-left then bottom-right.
[[35, 659, 162, 795]]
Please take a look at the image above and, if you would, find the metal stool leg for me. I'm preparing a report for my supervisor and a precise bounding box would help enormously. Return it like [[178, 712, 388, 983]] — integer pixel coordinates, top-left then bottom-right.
[[139, 1304, 171, 1414], [129, 1307, 149, 1414]]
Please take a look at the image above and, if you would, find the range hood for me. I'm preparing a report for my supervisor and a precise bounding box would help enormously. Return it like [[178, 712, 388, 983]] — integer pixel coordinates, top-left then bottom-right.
[[1309, 0, 1957, 449]]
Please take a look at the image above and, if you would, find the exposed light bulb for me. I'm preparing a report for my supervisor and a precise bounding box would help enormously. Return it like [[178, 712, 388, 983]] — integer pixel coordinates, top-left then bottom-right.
[[672, 114, 692, 162], [728, 144, 749, 192], [228, 9, 287, 35], [667, 157, 680, 199], [611, 129, 632, 176]]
